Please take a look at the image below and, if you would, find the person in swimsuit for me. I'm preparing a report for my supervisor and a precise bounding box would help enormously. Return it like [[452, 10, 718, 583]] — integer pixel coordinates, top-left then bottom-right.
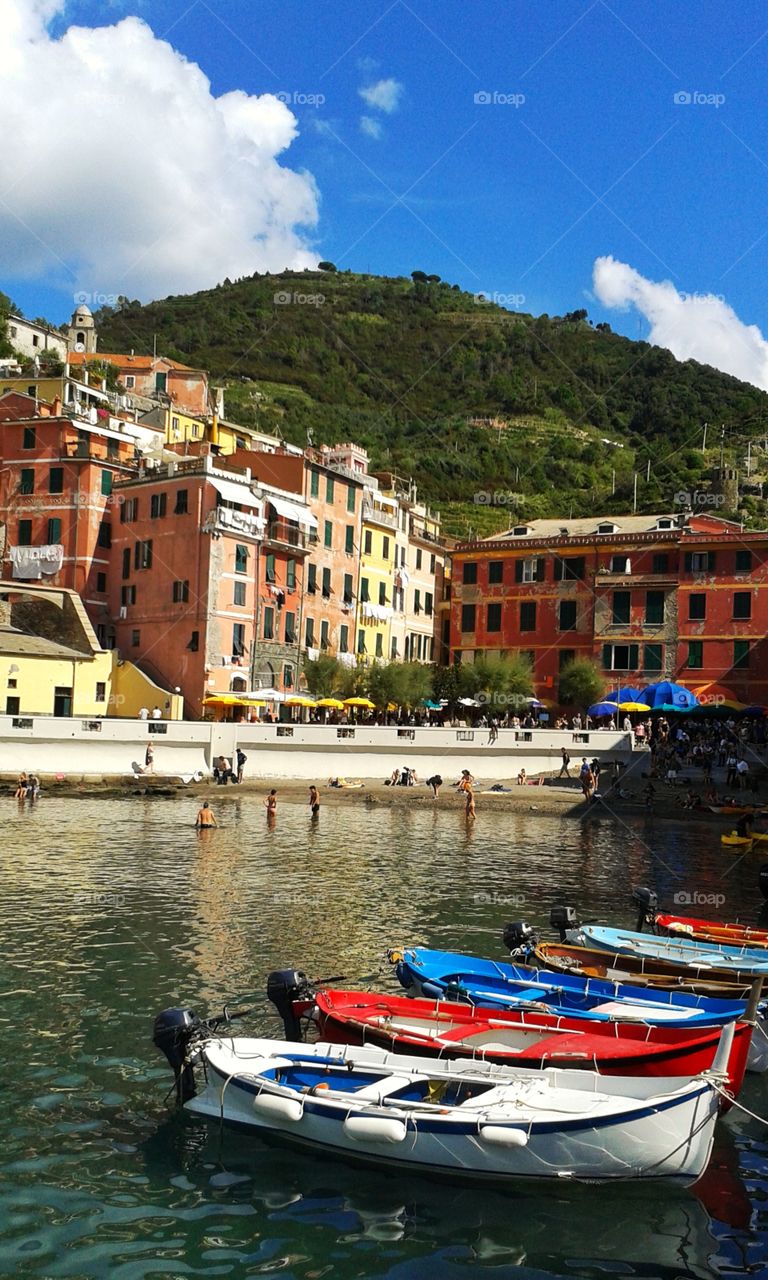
[[264, 790, 277, 819], [465, 787, 476, 819], [308, 784, 320, 817], [196, 800, 217, 828]]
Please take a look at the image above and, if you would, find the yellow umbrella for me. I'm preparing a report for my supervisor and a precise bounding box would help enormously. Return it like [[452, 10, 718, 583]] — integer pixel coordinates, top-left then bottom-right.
[[386, 702, 398, 712], [316, 697, 345, 709], [284, 695, 316, 707], [203, 694, 266, 707], [344, 697, 375, 709], [618, 701, 652, 713]]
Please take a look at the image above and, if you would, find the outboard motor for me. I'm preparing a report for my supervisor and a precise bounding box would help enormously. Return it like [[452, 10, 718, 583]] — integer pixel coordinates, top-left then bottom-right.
[[266, 969, 313, 1041], [502, 920, 538, 959], [152, 1007, 200, 1104], [549, 905, 579, 943], [632, 886, 659, 933]]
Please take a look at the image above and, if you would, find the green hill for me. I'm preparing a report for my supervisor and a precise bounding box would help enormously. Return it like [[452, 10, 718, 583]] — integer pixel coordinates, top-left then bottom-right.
[[93, 270, 768, 535]]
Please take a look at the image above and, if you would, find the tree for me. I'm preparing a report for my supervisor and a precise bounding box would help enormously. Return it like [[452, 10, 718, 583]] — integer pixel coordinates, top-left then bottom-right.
[[303, 654, 343, 696], [473, 653, 533, 711], [558, 657, 604, 710], [318, 261, 338, 272], [411, 270, 429, 284]]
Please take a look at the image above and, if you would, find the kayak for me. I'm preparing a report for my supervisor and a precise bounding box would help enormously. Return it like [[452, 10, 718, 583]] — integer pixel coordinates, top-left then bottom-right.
[[306, 987, 751, 1098], [571, 925, 768, 974], [722, 833, 755, 848], [390, 947, 750, 1028]]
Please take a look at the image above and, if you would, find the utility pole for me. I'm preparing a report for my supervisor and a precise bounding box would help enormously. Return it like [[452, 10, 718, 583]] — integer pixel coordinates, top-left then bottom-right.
[[720, 424, 726, 474], [702, 422, 708, 452], [646, 458, 651, 483], [611, 468, 615, 495], [632, 472, 638, 513]]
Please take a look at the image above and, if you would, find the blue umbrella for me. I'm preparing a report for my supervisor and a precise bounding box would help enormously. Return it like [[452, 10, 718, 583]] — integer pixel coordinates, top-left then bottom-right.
[[605, 686, 644, 704], [640, 682, 699, 710], [588, 701, 620, 717]]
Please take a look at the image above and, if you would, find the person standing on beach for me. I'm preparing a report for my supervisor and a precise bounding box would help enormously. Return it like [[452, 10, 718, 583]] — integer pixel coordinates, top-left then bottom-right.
[[196, 800, 217, 828], [144, 743, 154, 773], [558, 748, 570, 778], [309, 784, 320, 817], [236, 748, 247, 784]]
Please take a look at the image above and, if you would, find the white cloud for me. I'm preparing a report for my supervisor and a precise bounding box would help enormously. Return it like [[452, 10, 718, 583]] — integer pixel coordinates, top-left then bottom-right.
[[593, 256, 768, 391], [0, 0, 319, 300], [360, 116, 383, 140], [359, 77, 403, 114]]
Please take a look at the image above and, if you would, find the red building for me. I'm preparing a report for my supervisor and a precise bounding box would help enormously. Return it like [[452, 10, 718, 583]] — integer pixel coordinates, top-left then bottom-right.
[[450, 513, 768, 704]]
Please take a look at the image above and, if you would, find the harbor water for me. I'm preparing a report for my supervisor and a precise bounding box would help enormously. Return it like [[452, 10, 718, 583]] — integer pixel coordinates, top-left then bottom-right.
[[1, 794, 767, 1278]]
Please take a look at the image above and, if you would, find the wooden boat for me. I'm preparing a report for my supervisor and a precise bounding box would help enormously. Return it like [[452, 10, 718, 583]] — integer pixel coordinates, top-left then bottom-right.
[[709, 805, 768, 816], [305, 988, 751, 1099], [657, 911, 768, 949], [390, 947, 750, 1027], [571, 924, 768, 974], [153, 1010, 733, 1185], [533, 939, 759, 997]]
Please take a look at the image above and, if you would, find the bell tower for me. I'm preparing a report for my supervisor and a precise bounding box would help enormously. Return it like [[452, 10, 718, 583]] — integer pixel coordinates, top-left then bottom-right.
[[67, 303, 98, 354]]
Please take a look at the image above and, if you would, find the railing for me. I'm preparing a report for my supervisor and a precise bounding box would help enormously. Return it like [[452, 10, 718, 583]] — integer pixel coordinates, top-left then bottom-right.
[[265, 521, 307, 549], [206, 507, 264, 538], [362, 501, 397, 529]]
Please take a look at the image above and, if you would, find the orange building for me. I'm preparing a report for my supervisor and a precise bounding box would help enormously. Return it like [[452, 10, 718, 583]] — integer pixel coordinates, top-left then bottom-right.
[[68, 351, 211, 416]]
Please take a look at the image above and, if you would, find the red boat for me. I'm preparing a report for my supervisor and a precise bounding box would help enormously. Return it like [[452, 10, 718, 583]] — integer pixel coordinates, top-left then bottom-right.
[[307, 988, 751, 1103], [657, 912, 768, 949]]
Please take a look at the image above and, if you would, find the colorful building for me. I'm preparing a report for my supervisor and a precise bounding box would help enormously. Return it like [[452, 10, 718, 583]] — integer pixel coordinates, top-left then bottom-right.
[[449, 513, 768, 703], [357, 487, 399, 662], [68, 351, 211, 417], [375, 474, 446, 663]]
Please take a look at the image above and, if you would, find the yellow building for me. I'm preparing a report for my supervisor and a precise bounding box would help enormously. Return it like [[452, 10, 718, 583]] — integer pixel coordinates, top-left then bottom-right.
[[355, 489, 399, 662]]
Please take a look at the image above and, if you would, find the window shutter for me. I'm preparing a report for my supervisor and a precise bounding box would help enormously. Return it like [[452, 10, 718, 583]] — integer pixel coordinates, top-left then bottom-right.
[[708, 551, 716, 571], [536, 557, 545, 581], [602, 644, 612, 668], [684, 552, 692, 572], [629, 643, 639, 669], [515, 561, 523, 583]]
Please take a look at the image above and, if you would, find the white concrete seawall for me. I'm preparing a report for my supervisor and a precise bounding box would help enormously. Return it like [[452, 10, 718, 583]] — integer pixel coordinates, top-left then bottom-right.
[[0, 716, 635, 781]]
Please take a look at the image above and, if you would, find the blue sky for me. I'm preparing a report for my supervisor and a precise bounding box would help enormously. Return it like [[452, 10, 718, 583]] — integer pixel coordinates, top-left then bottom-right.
[[6, 0, 768, 380]]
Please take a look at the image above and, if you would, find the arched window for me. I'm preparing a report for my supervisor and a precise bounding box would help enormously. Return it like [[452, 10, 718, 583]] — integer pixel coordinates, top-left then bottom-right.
[[77, 331, 85, 345], [231, 676, 247, 692]]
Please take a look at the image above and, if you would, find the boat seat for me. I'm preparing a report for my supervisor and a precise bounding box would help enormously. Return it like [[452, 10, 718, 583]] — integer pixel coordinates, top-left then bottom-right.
[[352, 1074, 425, 1102]]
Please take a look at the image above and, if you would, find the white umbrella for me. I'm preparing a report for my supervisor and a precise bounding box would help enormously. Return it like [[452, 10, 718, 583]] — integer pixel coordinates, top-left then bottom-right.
[[458, 697, 480, 707], [249, 687, 286, 702]]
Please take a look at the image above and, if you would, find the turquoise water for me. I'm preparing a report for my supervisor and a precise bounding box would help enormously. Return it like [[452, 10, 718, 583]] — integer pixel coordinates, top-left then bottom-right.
[[0, 795, 767, 1278]]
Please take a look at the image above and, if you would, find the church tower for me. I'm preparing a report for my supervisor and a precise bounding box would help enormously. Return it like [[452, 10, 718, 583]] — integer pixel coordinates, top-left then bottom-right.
[[67, 303, 98, 354]]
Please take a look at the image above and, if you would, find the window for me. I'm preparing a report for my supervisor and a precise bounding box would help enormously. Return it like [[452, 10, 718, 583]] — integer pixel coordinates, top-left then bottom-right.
[[131, 630, 140, 648], [322, 566, 331, 597], [644, 643, 663, 673], [652, 553, 669, 574], [97, 521, 111, 549], [345, 525, 354, 554], [18, 520, 32, 546], [357, 629, 367, 654], [20, 468, 35, 495], [378, 581, 387, 606], [602, 642, 640, 671], [232, 624, 246, 657], [416, 548, 422, 570], [324, 520, 333, 549], [364, 530, 372, 555], [305, 617, 315, 647], [360, 577, 370, 603], [325, 475, 334, 503], [347, 485, 356, 513], [735, 548, 752, 573], [96, 572, 106, 593], [284, 611, 296, 643], [559, 599, 577, 630], [382, 536, 390, 560], [96, 682, 106, 702], [171, 416, 180, 433], [734, 591, 752, 620], [150, 493, 167, 518], [684, 551, 716, 573], [461, 603, 476, 632], [155, 372, 167, 393], [307, 563, 317, 593], [174, 489, 188, 515], [134, 538, 152, 569], [233, 582, 245, 605], [235, 544, 248, 574], [425, 591, 433, 616], [520, 601, 536, 631], [414, 588, 421, 614], [645, 590, 665, 625], [463, 561, 478, 585], [688, 593, 706, 621], [188, 630, 199, 652], [487, 602, 502, 632], [310, 470, 319, 498], [122, 548, 130, 579], [22, 427, 35, 449], [263, 607, 274, 640], [286, 559, 296, 590], [172, 580, 189, 603], [283, 664, 294, 689], [265, 552, 275, 583], [320, 619, 329, 650], [121, 498, 138, 523], [391, 637, 399, 660], [488, 560, 504, 584], [340, 624, 349, 653], [47, 517, 62, 544], [610, 554, 631, 573], [611, 591, 630, 625], [559, 648, 575, 671], [597, 522, 617, 534], [734, 639, 750, 670], [557, 556, 585, 581], [101, 470, 112, 496], [121, 585, 136, 606], [125, 375, 135, 389], [516, 557, 545, 583], [343, 573, 354, 604], [686, 640, 703, 669], [375, 632, 383, 657], [430, 553, 436, 573]]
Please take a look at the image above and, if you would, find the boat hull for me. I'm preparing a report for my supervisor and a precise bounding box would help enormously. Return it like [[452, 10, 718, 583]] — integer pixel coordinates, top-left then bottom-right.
[[657, 912, 768, 949], [572, 924, 768, 974]]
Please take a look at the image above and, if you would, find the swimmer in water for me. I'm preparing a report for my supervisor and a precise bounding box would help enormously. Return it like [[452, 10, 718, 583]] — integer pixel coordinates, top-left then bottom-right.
[[196, 800, 217, 829]]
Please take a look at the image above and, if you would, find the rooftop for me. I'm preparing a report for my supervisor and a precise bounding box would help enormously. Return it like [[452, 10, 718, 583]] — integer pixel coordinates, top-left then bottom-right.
[[67, 351, 202, 374], [0, 626, 91, 662]]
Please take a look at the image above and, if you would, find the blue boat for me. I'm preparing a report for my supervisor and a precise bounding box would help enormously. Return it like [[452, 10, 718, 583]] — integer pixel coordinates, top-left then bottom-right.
[[390, 947, 749, 1028], [572, 925, 768, 974]]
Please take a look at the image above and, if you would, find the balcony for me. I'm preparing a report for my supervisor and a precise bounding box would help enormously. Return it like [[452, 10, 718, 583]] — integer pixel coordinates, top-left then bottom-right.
[[265, 520, 308, 551], [205, 506, 264, 539], [362, 500, 397, 529]]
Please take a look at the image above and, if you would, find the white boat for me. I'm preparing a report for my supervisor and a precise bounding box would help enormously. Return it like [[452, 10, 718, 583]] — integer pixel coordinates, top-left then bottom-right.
[[154, 1013, 733, 1185]]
